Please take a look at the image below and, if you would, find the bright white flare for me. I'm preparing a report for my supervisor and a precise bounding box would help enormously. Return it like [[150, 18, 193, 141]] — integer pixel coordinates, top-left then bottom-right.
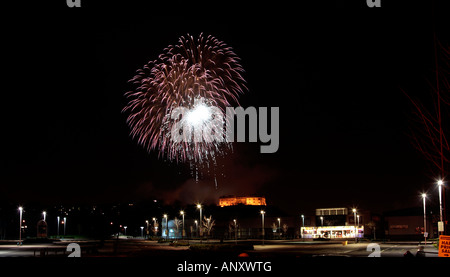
[[186, 103, 212, 127]]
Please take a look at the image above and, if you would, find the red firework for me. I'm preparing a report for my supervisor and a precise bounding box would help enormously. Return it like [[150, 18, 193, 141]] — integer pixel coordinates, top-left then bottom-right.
[[123, 33, 247, 164]]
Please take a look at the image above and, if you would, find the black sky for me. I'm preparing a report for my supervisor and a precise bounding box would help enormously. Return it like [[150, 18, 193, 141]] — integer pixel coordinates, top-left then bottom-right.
[[2, 0, 449, 214]]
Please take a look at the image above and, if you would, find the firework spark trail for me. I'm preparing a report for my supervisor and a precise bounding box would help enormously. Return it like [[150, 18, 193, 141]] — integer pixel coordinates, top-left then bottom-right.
[[123, 33, 247, 179]]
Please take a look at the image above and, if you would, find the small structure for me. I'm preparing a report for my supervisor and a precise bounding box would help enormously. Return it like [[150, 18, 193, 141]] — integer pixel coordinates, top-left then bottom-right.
[[300, 207, 366, 239]]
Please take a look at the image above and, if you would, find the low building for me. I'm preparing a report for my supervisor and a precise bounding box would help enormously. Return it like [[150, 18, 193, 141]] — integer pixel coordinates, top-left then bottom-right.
[[383, 207, 436, 240], [219, 196, 266, 207], [301, 207, 368, 239], [301, 226, 364, 239]]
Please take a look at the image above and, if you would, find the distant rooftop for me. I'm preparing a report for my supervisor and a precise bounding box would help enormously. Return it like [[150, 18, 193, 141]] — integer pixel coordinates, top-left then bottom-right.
[[219, 196, 266, 207]]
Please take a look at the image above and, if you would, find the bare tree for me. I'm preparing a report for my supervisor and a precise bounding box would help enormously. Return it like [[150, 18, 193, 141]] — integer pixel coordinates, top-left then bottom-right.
[[402, 37, 449, 232], [173, 217, 182, 238], [271, 223, 277, 233], [202, 216, 215, 237]]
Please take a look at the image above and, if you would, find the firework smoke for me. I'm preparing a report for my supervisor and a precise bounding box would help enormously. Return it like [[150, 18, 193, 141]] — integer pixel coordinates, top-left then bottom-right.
[[123, 33, 247, 177]]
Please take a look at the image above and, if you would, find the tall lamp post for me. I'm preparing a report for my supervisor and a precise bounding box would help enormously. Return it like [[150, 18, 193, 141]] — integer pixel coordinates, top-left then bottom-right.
[[63, 217, 67, 236], [194, 220, 198, 237], [233, 219, 237, 244], [180, 211, 185, 239], [438, 180, 444, 235], [18, 207, 23, 245], [352, 209, 357, 242], [320, 216, 324, 238], [197, 204, 202, 237], [260, 210, 265, 246], [152, 217, 157, 236], [277, 218, 281, 236], [163, 214, 168, 239], [57, 216, 60, 238], [42, 211, 46, 222], [422, 193, 427, 244], [301, 214, 305, 239]]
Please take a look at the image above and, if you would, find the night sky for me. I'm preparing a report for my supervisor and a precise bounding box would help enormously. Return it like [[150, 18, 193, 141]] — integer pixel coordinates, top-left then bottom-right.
[[2, 1, 449, 215]]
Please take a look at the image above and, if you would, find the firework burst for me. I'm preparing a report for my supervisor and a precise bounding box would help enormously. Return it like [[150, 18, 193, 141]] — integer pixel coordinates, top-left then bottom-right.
[[123, 33, 247, 175]]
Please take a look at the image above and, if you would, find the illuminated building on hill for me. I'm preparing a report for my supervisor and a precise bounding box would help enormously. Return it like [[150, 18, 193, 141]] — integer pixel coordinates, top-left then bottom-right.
[[219, 196, 267, 207]]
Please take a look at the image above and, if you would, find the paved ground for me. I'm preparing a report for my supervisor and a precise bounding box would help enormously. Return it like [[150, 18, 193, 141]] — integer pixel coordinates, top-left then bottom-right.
[[0, 239, 443, 276], [251, 241, 439, 257], [0, 239, 439, 258]]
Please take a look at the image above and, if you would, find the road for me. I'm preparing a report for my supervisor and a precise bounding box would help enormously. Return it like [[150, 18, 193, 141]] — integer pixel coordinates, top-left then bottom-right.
[[0, 244, 67, 257], [251, 241, 439, 257], [0, 239, 439, 258]]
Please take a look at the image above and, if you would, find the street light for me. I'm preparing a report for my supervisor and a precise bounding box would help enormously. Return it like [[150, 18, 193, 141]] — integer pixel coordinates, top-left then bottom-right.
[[352, 209, 357, 241], [152, 217, 157, 236], [260, 210, 265, 245], [206, 216, 210, 236], [197, 204, 202, 237], [194, 220, 198, 237], [180, 211, 185, 239], [438, 180, 444, 235], [163, 214, 168, 239], [124, 226, 127, 236], [145, 220, 149, 239], [301, 215, 305, 239], [57, 216, 60, 238], [18, 207, 23, 245], [233, 219, 237, 244], [422, 193, 427, 244], [277, 218, 281, 236], [63, 217, 67, 236], [320, 216, 323, 226], [42, 211, 46, 222]]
